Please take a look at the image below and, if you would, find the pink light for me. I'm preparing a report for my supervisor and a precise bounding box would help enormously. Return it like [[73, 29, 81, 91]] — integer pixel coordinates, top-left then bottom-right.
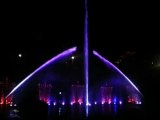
[[108, 98, 111, 104], [102, 101, 105, 105], [128, 97, 135, 103], [70, 102, 74, 106], [119, 101, 122, 105], [7, 102, 10, 104], [0, 96, 4, 105], [108, 98, 112, 104], [136, 101, 139, 104], [0, 101, 4, 105], [78, 99, 83, 105]]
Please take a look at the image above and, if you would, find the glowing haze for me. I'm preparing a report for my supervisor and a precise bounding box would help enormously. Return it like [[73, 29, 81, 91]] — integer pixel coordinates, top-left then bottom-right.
[[6, 47, 77, 98], [93, 50, 142, 95]]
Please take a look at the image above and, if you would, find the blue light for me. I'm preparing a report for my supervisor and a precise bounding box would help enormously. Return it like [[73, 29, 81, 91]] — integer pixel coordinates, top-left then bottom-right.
[[113, 97, 117, 104]]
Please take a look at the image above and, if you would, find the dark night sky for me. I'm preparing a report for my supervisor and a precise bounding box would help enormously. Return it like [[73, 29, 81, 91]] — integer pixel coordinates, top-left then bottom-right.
[[0, 1, 159, 113], [0, 0, 160, 117]]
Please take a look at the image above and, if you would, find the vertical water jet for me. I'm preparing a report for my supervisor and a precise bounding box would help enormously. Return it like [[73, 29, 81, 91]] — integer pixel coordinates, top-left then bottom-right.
[[84, 0, 89, 116]]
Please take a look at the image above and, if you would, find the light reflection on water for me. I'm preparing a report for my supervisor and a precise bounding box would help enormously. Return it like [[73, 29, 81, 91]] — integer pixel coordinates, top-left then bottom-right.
[[47, 104, 142, 120], [2, 104, 143, 120]]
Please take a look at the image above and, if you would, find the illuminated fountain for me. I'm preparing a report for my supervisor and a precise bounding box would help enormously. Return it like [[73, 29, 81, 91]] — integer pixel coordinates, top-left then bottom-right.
[[84, 0, 89, 116], [5, 49, 142, 118], [5, 0, 143, 119], [6, 47, 77, 98], [92, 51, 142, 106]]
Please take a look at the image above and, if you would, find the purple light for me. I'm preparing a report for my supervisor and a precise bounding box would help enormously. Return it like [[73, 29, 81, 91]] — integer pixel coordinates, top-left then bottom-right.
[[102, 101, 105, 105], [88, 103, 91, 106], [86, 103, 91, 106], [93, 50, 142, 95], [119, 101, 122, 105], [53, 102, 56, 106], [108, 101, 111, 104], [108, 99, 112, 104], [79, 102, 83, 105], [113, 97, 117, 104], [62, 102, 65, 106], [78, 99, 83, 105], [70, 100, 75, 105], [94, 101, 97, 105], [139, 101, 142, 104], [136, 101, 142, 105], [84, 0, 89, 116], [47, 101, 51, 106], [70, 102, 74, 106], [6, 47, 77, 98]]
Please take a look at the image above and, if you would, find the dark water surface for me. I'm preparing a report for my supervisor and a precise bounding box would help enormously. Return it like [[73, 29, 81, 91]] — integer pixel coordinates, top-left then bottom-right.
[[1, 103, 146, 120]]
